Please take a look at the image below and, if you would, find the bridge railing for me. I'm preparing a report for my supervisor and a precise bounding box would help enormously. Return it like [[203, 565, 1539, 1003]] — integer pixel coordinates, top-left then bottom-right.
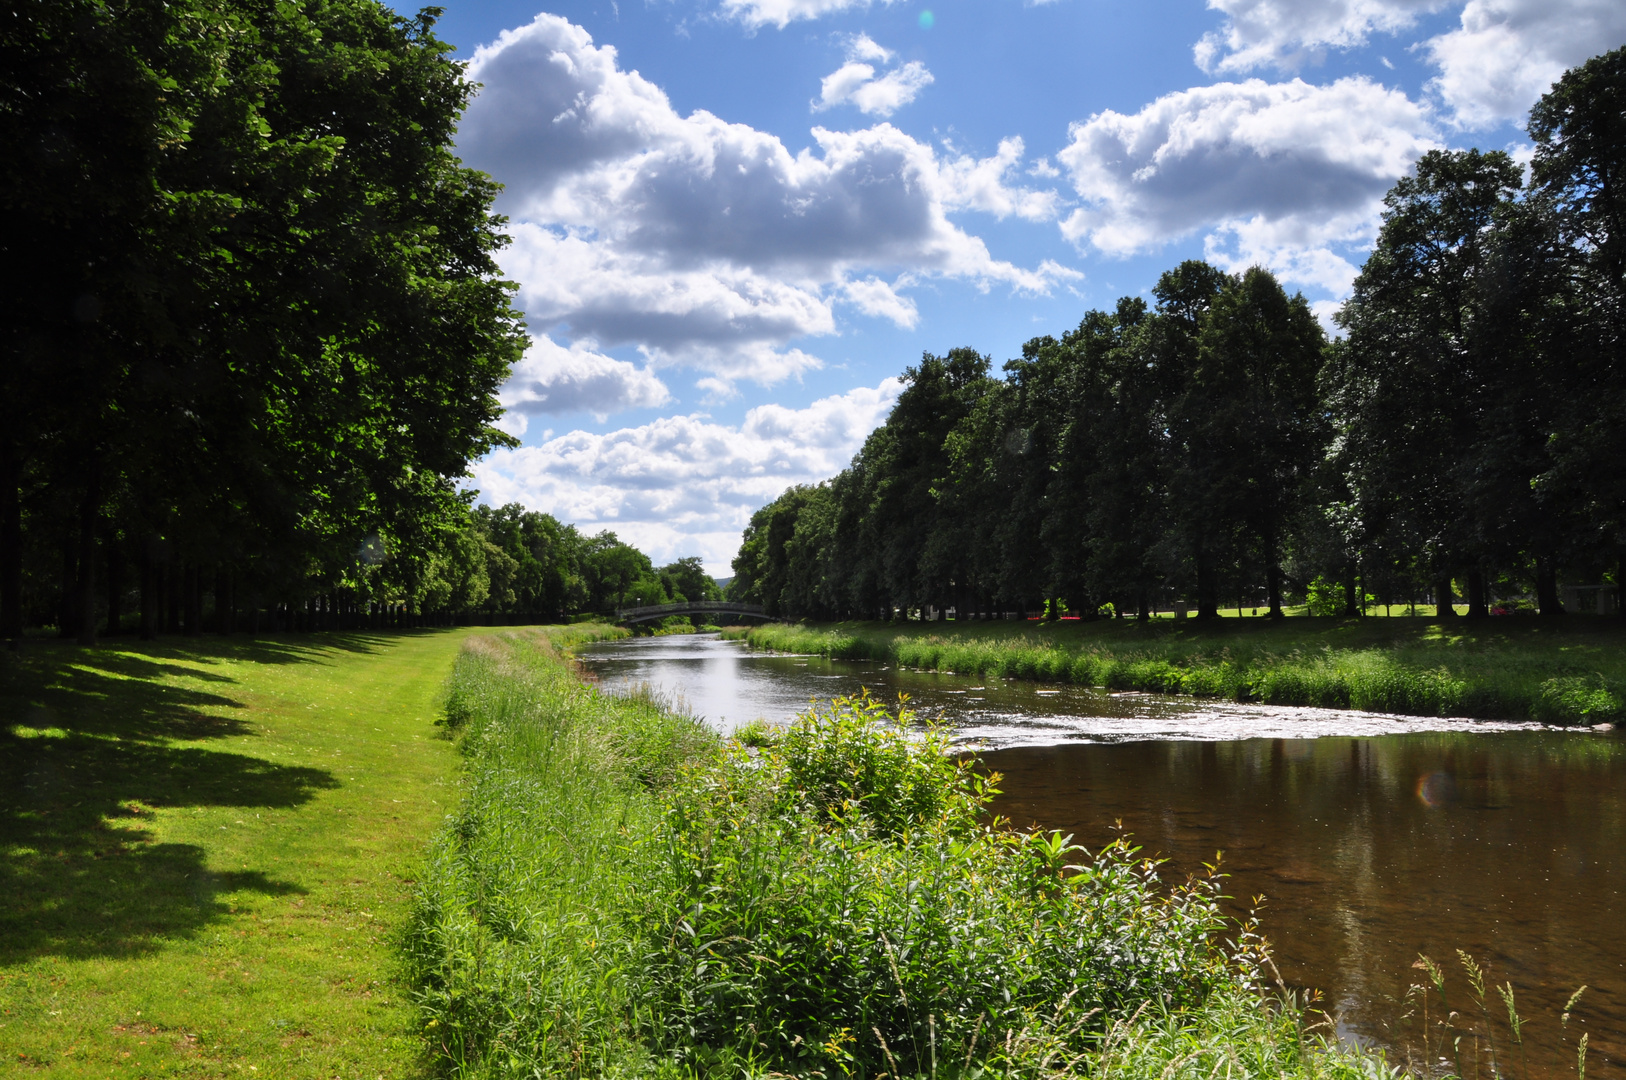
[[614, 600, 770, 622]]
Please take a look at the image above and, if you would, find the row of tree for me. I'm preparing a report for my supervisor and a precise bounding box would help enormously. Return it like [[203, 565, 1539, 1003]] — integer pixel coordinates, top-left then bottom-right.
[[731, 49, 1626, 621], [2, 0, 527, 642]]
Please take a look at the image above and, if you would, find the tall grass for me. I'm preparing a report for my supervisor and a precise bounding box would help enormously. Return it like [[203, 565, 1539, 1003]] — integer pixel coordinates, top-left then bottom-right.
[[404, 629, 1411, 1079], [724, 622, 1626, 725]]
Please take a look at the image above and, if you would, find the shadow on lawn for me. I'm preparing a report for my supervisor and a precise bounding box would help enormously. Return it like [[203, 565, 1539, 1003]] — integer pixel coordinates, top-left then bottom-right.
[[0, 633, 411, 963]]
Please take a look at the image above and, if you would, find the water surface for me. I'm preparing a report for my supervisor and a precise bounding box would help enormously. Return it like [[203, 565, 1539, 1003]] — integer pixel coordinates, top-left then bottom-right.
[[578, 633, 1623, 1074]]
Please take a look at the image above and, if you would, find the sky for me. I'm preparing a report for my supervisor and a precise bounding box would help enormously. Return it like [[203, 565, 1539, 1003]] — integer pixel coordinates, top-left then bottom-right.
[[417, 0, 1626, 574]]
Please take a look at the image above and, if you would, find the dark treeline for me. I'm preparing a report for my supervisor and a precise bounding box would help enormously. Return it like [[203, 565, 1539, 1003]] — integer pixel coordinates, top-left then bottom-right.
[[732, 49, 1626, 623], [4, 0, 504, 640], [1, 1, 717, 641]]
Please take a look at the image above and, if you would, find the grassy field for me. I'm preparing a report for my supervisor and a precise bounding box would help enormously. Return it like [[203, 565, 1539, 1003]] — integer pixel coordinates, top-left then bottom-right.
[[723, 616, 1626, 724], [0, 627, 490, 1078]]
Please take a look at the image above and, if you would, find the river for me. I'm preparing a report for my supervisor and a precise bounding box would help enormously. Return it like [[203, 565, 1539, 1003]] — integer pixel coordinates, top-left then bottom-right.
[[577, 633, 1624, 1075]]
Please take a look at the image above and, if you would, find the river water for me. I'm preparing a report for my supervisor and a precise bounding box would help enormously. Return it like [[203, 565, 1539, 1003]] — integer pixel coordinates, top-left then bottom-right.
[[577, 634, 1624, 1075]]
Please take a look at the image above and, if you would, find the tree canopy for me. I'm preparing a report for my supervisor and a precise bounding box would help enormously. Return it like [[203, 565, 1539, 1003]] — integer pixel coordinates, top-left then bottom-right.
[[733, 47, 1626, 622]]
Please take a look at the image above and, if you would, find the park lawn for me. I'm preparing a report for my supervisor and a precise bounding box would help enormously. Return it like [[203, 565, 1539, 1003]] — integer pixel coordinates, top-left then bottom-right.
[[0, 628, 482, 1079]]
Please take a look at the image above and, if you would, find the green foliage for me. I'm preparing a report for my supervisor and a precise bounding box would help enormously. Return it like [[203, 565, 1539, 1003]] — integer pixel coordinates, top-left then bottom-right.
[[405, 632, 1397, 1080], [1302, 577, 1374, 617], [733, 618, 1626, 725], [724, 51, 1626, 637]]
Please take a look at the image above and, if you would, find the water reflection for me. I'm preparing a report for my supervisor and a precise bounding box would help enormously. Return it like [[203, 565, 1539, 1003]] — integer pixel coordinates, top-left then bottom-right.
[[578, 634, 1623, 1075], [576, 634, 1550, 745], [988, 734, 1624, 1076]]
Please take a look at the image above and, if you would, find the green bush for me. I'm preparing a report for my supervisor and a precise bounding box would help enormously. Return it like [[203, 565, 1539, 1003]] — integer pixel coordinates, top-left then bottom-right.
[[636, 694, 1231, 1077], [406, 631, 1406, 1080]]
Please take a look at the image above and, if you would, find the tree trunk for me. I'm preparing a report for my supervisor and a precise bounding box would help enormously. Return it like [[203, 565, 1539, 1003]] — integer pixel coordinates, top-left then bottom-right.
[[1466, 568, 1488, 619], [217, 568, 233, 634], [1535, 556, 1563, 617], [105, 534, 123, 636], [1137, 587, 1150, 621], [1343, 562, 1360, 617], [76, 467, 99, 647], [184, 562, 202, 636], [1266, 561, 1283, 618], [1196, 545, 1220, 620], [166, 562, 180, 633], [139, 546, 154, 640], [0, 440, 21, 641], [59, 538, 77, 638], [1434, 576, 1456, 617]]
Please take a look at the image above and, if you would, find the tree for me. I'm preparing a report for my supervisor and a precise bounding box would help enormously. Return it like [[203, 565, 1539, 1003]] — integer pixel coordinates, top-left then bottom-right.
[[1185, 267, 1328, 616], [661, 557, 721, 605], [1529, 46, 1626, 608], [0, 0, 525, 640], [1332, 149, 1523, 617]]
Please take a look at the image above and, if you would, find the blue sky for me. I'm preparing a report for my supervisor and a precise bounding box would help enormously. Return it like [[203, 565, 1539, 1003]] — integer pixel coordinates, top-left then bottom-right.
[[421, 0, 1625, 573]]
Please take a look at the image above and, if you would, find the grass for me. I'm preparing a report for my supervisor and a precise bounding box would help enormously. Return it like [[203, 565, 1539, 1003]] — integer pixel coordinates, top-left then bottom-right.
[[0, 624, 617, 1079], [404, 630, 1409, 1080], [722, 617, 1626, 724]]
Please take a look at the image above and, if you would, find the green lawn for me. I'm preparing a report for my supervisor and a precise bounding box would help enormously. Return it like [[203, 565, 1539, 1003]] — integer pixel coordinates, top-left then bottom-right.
[[0, 628, 479, 1078]]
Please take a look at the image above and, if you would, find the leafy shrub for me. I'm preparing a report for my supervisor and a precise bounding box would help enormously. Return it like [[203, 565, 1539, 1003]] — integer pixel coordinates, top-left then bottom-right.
[[1535, 674, 1622, 724], [409, 631, 1403, 1080], [636, 695, 1231, 1077]]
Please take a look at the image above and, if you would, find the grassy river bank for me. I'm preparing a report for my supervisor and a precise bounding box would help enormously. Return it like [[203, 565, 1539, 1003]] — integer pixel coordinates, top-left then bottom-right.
[[4, 626, 1586, 1078], [722, 618, 1626, 725], [405, 628, 1402, 1080]]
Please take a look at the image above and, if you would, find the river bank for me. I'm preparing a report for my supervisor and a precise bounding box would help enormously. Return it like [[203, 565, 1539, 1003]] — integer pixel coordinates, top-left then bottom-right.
[[405, 628, 1407, 1079], [722, 618, 1626, 725]]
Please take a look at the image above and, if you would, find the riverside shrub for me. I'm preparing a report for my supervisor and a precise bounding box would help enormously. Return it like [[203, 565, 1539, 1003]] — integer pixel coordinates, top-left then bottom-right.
[[405, 631, 1400, 1080]]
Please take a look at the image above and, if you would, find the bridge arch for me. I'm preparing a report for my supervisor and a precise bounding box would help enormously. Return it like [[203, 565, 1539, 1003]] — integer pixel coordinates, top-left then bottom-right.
[[614, 600, 778, 625]]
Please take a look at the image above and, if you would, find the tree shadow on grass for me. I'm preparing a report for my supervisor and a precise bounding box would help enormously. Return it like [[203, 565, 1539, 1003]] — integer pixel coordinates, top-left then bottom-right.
[[0, 636, 371, 964]]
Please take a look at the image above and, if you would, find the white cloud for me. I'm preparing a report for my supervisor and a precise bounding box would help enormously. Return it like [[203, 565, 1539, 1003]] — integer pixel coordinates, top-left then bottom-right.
[[720, 0, 903, 30], [845, 32, 894, 64], [1191, 0, 1626, 129], [1194, 0, 1444, 74], [471, 378, 905, 572], [939, 137, 1062, 221], [843, 277, 919, 327], [1425, 0, 1626, 129], [815, 60, 934, 117], [460, 13, 1070, 390], [501, 335, 673, 423], [1057, 77, 1437, 294]]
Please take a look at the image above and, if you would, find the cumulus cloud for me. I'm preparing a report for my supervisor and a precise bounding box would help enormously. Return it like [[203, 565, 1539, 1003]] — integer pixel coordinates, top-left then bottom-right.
[[1057, 77, 1437, 293], [815, 59, 934, 117], [719, 0, 903, 30], [1425, 0, 1626, 128], [940, 137, 1062, 221], [471, 378, 904, 571], [1194, 0, 1444, 74], [501, 335, 672, 424], [460, 13, 1069, 389], [1191, 0, 1626, 129]]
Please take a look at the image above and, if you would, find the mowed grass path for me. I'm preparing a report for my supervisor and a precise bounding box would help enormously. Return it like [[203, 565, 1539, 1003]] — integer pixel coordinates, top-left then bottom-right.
[[0, 628, 479, 1078]]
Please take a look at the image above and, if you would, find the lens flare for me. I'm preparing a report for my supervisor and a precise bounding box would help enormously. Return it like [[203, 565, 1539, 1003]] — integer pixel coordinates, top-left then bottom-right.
[[1415, 770, 1458, 807], [918, 9, 935, 29]]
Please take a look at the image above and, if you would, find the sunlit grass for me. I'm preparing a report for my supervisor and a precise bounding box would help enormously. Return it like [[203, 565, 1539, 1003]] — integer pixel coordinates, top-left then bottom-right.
[[403, 631, 1420, 1080], [723, 617, 1626, 724], [0, 624, 617, 1078]]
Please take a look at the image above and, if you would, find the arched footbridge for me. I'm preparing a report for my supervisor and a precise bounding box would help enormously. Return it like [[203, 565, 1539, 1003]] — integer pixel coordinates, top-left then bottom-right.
[[615, 600, 777, 625]]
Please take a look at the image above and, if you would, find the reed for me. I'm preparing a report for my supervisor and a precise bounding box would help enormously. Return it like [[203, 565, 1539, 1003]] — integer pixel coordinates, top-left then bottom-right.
[[403, 630, 1417, 1079], [723, 619, 1626, 724]]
